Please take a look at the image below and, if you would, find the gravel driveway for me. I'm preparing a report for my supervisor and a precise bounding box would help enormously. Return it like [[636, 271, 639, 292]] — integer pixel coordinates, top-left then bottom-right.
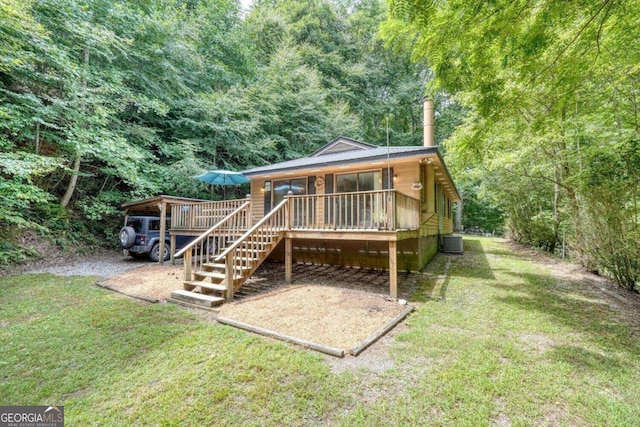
[[6, 252, 152, 279]]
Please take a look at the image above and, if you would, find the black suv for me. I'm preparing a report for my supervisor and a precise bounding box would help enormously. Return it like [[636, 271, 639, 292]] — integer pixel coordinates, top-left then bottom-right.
[[119, 216, 194, 261]]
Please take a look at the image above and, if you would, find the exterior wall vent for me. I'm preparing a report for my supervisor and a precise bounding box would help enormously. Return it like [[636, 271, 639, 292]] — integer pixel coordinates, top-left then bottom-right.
[[442, 235, 463, 254]]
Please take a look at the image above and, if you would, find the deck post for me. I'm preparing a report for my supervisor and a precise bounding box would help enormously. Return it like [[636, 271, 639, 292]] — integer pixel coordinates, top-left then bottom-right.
[[246, 194, 252, 227], [225, 252, 234, 302], [286, 190, 293, 229], [285, 238, 293, 284], [184, 250, 192, 282], [170, 234, 176, 265], [158, 202, 167, 265], [389, 240, 398, 299]]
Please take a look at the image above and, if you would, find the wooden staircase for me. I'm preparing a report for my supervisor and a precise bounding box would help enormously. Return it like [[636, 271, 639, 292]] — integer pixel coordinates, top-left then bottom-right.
[[169, 198, 289, 309]]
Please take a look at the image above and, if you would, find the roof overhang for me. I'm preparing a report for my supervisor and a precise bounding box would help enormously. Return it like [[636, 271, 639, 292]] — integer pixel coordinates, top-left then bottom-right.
[[243, 147, 461, 202], [243, 146, 439, 177]]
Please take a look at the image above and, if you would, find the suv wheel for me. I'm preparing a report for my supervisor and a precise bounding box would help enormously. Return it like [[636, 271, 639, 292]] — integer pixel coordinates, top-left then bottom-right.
[[119, 226, 136, 249], [150, 242, 170, 262]]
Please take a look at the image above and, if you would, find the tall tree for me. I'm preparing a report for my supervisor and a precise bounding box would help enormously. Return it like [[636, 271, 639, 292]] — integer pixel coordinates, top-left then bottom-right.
[[383, 0, 640, 289]]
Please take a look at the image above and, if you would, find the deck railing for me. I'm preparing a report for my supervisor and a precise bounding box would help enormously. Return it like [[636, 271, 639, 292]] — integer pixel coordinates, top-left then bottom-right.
[[394, 191, 421, 230], [175, 198, 251, 282], [288, 189, 420, 231], [171, 199, 247, 230]]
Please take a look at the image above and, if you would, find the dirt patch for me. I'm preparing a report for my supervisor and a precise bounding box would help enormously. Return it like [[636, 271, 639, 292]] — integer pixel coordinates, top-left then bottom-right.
[[218, 284, 408, 350], [99, 260, 419, 360], [100, 265, 183, 300]]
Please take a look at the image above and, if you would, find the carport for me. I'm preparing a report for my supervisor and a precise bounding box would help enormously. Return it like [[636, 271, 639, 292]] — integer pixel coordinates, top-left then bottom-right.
[[121, 195, 207, 265]]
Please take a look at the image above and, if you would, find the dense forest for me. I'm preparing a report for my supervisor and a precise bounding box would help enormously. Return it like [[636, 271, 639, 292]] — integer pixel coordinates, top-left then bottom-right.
[[1, 0, 638, 291]]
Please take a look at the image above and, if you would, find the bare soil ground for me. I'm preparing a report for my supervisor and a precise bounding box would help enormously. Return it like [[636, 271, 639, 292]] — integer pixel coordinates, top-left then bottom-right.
[[99, 261, 415, 353], [99, 264, 184, 300], [100, 261, 419, 303], [218, 284, 407, 350]]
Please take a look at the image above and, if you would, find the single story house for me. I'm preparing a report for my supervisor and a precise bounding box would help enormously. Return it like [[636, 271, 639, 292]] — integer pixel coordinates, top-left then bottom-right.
[[168, 100, 461, 308]]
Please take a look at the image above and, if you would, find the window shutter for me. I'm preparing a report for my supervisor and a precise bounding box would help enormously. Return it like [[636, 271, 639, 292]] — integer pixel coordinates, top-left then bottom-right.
[[382, 167, 394, 190]]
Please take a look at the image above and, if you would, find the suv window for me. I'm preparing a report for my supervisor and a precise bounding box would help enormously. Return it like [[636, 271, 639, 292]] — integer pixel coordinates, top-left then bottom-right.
[[148, 219, 170, 231], [128, 219, 144, 233]]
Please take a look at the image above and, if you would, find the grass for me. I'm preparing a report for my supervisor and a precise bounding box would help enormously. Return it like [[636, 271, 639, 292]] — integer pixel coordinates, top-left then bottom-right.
[[1, 236, 639, 425]]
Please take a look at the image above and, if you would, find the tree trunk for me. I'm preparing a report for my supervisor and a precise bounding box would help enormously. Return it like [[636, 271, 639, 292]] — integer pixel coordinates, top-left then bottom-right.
[[34, 122, 41, 154], [60, 46, 89, 209], [60, 153, 81, 208], [455, 198, 463, 232]]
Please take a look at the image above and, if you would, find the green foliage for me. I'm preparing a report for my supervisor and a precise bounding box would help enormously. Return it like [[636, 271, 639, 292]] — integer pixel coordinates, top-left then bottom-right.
[[456, 178, 504, 235], [2, 0, 437, 265], [385, 0, 640, 290]]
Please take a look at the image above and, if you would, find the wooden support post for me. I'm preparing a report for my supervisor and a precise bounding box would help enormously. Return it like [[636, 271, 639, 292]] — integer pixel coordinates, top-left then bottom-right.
[[170, 234, 176, 265], [389, 240, 398, 299], [225, 252, 234, 302], [246, 194, 252, 227], [285, 238, 293, 284], [184, 250, 192, 282], [285, 190, 293, 230], [158, 202, 167, 265]]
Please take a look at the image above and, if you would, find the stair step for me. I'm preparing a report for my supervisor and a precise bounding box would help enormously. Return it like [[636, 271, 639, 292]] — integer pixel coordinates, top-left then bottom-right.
[[194, 271, 242, 281], [183, 281, 227, 293], [203, 263, 252, 272], [212, 254, 261, 261], [170, 290, 224, 308], [203, 262, 226, 270]]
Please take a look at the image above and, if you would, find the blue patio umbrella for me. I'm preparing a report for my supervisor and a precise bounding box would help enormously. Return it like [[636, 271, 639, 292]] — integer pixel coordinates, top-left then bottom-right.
[[194, 169, 250, 199]]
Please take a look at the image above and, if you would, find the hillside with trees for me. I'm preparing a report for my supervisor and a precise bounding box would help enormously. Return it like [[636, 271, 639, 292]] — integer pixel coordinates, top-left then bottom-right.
[[1, 0, 637, 291]]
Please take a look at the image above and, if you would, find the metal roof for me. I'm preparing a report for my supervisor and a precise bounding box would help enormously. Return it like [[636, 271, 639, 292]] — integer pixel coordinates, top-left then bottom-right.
[[242, 145, 439, 176]]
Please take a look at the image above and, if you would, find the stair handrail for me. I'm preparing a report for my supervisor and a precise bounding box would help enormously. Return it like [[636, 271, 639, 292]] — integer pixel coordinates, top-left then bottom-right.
[[175, 199, 251, 258], [214, 197, 289, 262]]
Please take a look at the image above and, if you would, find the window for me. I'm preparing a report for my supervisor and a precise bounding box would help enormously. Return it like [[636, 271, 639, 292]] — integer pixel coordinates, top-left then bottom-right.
[[128, 219, 143, 233], [336, 171, 381, 193], [148, 219, 170, 231], [272, 178, 307, 206], [334, 171, 383, 228]]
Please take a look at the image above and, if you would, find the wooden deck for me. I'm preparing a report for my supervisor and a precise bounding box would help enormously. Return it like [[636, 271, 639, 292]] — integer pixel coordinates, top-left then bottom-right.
[[167, 190, 431, 308]]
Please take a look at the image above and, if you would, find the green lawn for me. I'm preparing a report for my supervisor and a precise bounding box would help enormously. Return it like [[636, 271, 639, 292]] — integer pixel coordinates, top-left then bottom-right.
[[2, 237, 639, 426]]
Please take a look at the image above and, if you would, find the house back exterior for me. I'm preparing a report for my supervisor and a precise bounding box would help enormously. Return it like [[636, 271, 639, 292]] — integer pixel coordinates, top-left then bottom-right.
[[127, 100, 462, 307], [242, 99, 461, 273]]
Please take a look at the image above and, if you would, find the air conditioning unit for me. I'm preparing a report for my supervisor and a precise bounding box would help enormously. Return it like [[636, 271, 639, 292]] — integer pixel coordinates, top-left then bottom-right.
[[442, 235, 463, 254]]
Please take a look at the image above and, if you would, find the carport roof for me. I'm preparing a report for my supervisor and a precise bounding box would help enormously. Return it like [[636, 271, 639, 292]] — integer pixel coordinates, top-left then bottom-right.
[[121, 195, 208, 214]]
